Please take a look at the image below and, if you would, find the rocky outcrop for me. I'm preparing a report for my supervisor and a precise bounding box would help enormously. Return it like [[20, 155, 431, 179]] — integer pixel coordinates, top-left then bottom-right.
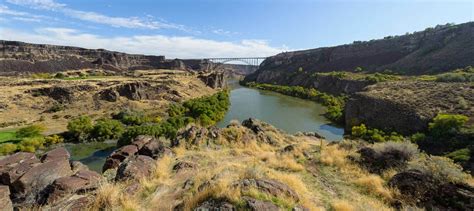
[[115, 155, 155, 181], [0, 148, 104, 209], [246, 22, 474, 87], [96, 82, 169, 102], [198, 72, 226, 89], [389, 169, 474, 210], [344, 81, 473, 135]]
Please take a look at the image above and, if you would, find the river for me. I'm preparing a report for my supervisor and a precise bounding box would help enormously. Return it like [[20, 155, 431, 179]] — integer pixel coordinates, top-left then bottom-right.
[[217, 82, 344, 141]]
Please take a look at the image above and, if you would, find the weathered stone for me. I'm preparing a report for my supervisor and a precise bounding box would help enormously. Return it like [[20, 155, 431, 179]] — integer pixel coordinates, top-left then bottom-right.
[[236, 179, 299, 201], [46, 194, 93, 211], [115, 155, 155, 181], [244, 197, 280, 211], [11, 159, 73, 204], [131, 135, 154, 149], [44, 170, 101, 204], [138, 140, 170, 159], [388, 169, 438, 203], [70, 161, 89, 173], [195, 198, 235, 211], [173, 161, 197, 173], [198, 72, 226, 89], [173, 125, 209, 147], [0, 152, 40, 185], [0, 185, 13, 211], [102, 144, 138, 172], [40, 147, 70, 162]]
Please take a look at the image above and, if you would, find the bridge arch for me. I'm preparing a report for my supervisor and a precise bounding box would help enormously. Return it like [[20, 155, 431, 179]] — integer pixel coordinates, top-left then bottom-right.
[[203, 57, 267, 71]]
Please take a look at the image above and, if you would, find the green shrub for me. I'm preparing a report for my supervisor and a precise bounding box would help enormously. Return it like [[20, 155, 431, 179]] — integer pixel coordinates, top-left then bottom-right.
[[351, 124, 367, 137], [31, 73, 52, 79], [428, 113, 468, 138], [91, 119, 125, 141], [445, 148, 470, 163], [409, 155, 470, 183], [67, 116, 94, 141], [351, 124, 405, 143], [0, 143, 18, 155], [44, 134, 64, 145], [16, 125, 45, 138], [54, 72, 66, 79], [364, 73, 400, 83], [18, 137, 45, 153], [410, 132, 426, 143], [114, 110, 152, 125], [354, 67, 363, 72]]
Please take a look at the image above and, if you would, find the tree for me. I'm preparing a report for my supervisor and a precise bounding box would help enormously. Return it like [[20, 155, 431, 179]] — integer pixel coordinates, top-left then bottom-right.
[[428, 114, 468, 138], [16, 125, 45, 138], [67, 116, 93, 141]]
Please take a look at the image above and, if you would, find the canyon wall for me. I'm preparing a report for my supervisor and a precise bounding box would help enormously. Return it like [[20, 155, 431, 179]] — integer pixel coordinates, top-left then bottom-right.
[[245, 22, 474, 86]]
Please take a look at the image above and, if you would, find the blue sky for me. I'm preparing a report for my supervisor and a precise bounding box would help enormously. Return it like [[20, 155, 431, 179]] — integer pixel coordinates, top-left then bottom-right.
[[1, 0, 473, 58]]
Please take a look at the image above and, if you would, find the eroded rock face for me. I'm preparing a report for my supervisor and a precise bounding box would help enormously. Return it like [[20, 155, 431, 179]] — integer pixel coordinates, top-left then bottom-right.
[[0, 40, 188, 74], [0, 152, 40, 185], [244, 197, 280, 211], [102, 145, 138, 172], [0, 185, 13, 211], [11, 159, 73, 204], [43, 170, 101, 204], [30, 85, 95, 104], [115, 155, 155, 181], [198, 72, 226, 88], [40, 147, 70, 162]]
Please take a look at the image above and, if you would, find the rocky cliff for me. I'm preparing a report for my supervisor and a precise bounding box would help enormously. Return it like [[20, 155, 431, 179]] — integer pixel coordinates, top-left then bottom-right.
[[345, 81, 474, 135], [0, 40, 187, 75], [245, 22, 474, 86]]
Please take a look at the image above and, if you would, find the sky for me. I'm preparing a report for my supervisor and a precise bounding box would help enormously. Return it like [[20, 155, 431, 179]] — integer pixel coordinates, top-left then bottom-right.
[[0, 0, 473, 59]]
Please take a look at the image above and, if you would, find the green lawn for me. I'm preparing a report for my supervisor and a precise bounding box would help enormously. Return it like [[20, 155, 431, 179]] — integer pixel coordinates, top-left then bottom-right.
[[0, 129, 18, 143]]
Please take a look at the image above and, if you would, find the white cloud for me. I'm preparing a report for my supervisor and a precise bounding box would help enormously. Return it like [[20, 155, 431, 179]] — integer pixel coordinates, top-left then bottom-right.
[[0, 4, 46, 21], [0, 27, 288, 58], [6, 0, 190, 31]]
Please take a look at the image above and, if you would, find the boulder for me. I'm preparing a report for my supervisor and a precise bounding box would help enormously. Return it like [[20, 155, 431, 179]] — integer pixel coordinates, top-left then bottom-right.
[[236, 179, 299, 201], [46, 194, 94, 211], [131, 135, 154, 149], [173, 161, 197, 173], [0, 185, 13, 211], [138, 140, 172, 159], [115, 155, 155, 181], [244, 197, 280, 211], [70, 161, 89, 173], [195, 198, 235, 211], [242, 118, 265, 134], [43, 170, 102, 204], [173, 125, 209, 147], [102, 144, 138, 172], [11, 159, 73, 204], [40, 147, 70, 162], [0, 152, 40, 185]]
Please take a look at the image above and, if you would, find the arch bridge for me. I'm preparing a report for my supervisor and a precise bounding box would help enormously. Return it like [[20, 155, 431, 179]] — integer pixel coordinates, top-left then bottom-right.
[[203, 57, 267, 71]]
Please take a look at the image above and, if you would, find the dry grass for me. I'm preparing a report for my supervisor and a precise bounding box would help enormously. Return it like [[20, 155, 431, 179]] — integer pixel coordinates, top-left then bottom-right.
[[331, 200, 355, 211], [354, 175, 392, 201], [92, 182, 123, 210], [320, 144, 349, 168]]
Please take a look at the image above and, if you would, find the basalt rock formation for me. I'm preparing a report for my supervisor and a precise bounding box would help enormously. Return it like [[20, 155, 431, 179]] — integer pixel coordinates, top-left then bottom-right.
[[245, 22, 474, 85], [0, 40, 186, 75], [344, 81, 474, 135]]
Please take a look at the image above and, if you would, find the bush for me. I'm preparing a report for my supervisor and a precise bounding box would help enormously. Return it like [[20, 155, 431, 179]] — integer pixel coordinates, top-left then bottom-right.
[[428, 113, 468, 138], [16, 125, 45, 138], [44, 134, 64, 145], [0, 143, 18, 155], [410, 132, 426, 143], [445, 148, 470, 163], [358, 141, 419, 173], [364, 73, 400, 83], [48, 103, 65, 113], [54, 72, 66, 79], [351, 124, 405, 143], [114, 110, 152, 125], [354, 67, 363, 72], [409, 155, 470, 183], [67, 116, 94, 141], [91, 119, 125, 141], [18, 137, 45, 153]]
